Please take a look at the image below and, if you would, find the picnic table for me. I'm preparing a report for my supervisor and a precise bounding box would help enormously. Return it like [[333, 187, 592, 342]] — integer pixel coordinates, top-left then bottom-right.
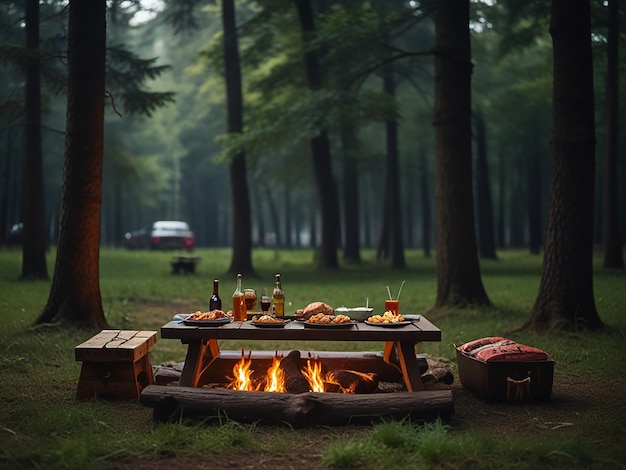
[[160, 314, 441, 392], [170, 256, 200, 274]]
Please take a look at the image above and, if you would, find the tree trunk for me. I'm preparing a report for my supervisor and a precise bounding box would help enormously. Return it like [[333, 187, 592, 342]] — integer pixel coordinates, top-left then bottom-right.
[[474, 113, 497, 260], [294, 0, 339, 269], [262, 180, 281, 247], [308, 193, 317, 248], [602, 0, 624, 270], [527, 125, 543, 255], [497, 149, 505, 248], [253, 183, 265, 247], [419, 148, 431, 257], [525, 0, 602, 331], [509, 155, 525, 247], [0, 132, 13, 245], [383, 67, 405, 268], [284, 184, 292, 248], [341, 124, 361, 263], [36, 0, 108, 328], [223, 0, 255, 276], [433, 0, 489, 307], [21, 0, 48, 280]]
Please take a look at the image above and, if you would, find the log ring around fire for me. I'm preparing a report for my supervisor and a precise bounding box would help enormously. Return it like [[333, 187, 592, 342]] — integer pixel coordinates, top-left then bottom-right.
[[140, 386, 455, 427]]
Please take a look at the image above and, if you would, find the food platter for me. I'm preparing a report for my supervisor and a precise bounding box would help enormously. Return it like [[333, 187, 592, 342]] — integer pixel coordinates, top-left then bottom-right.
[[183, 317, 233, 327], [364, 320, 412, 328], [251, 320, 286, 328], [304, 321, 356, 329]]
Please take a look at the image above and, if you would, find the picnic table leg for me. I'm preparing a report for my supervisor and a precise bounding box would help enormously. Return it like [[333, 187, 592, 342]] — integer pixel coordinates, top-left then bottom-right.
[[396, 342, 424, 391], [179, 341, 202, 387], [383, 341, 424, 392], [179, 339, 220, 387]]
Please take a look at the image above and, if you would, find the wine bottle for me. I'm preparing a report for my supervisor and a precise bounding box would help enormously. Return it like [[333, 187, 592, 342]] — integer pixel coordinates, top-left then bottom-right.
[[209, 279, 222, 311], [232, 274, 246, 321], [272, 273, 285, 317]]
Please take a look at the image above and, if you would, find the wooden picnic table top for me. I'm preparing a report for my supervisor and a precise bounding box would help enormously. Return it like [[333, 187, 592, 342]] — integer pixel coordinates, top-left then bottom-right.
[[160, 314, 441, 344]]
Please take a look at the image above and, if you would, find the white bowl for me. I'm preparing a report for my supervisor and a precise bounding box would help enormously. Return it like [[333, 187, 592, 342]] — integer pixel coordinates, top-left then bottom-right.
[[334, 307, 374, 321]]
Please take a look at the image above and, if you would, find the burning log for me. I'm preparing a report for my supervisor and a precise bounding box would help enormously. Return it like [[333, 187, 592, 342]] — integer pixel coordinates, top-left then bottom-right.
[[278, 350, 311, 393], [325, 370, 378, 394], [140, 386, 455, 427]]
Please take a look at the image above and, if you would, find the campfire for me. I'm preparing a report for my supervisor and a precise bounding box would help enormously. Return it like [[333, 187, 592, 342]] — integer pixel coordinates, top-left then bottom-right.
[[144, 349, 456, 426], [226, 349, 378, 394]]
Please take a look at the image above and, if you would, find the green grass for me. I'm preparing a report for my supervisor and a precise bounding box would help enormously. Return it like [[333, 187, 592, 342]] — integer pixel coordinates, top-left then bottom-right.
[[0, 247, 625, 469]]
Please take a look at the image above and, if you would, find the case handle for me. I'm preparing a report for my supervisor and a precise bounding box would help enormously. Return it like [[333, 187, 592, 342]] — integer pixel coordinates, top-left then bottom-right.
[[506, 375, 531, 401]]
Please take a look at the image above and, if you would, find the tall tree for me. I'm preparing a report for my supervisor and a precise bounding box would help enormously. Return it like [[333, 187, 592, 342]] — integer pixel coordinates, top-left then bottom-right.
[[524, 0, 602, 331], [340, 123, 361, 263], [294, 0, 339, 269], [36, 0, 108, 328], [474, 112, 497, 259], [526, 122, 543, 255], [223, 0, 255, 276], [419, 147, 432, 257], [433, 0, 489, 308], [601, 0, 623, 270], [376, 63, 406, 269], [21, 0, 48, 280]]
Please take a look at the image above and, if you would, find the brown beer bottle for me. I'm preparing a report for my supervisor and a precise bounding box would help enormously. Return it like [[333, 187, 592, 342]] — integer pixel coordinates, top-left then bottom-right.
[[232, 274, 246, 321], [272, 274, 285, 317], [209, 279, 222, 311]]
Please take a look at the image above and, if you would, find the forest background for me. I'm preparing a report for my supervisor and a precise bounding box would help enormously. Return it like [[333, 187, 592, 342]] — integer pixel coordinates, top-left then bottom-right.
[[1, 0, 623, 261], [0, 1, 625, 467]]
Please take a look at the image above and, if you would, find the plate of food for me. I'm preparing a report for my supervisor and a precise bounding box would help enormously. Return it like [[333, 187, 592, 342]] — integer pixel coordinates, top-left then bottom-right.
[[364, 311, 411, 327], [364, 320, 411, 328], [304, 313, 355, 328], [251, 314, 287, 328], [182, 310, 233, 326]]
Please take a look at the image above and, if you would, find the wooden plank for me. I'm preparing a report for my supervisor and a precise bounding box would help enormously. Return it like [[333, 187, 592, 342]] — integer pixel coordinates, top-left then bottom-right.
[[75, 330, 157, 362], [115, 330, 139, 341], [75, 330, 119, 350]]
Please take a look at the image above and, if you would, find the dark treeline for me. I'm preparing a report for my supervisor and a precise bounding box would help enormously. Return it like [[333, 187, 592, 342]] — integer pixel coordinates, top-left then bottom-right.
[[0, 0, 623, 261]]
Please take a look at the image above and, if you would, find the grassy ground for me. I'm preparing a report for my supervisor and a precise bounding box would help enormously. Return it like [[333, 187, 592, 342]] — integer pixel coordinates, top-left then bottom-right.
[[0, 247, 624, 469]]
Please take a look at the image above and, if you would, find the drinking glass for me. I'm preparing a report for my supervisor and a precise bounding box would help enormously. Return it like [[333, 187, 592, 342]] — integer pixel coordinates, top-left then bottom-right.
[[244, 288, 257, 311], [260, 295, 271, 314], [385, 299, 400, 316]]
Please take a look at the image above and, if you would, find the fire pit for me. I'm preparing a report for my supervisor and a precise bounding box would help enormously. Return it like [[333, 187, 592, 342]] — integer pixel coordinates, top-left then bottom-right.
[[140, 315, 455, 426]]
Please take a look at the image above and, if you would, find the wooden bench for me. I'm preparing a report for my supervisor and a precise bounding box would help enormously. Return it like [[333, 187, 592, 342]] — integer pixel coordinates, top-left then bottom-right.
[[75, 330, 157, 400], [170, 256, 200, 274]]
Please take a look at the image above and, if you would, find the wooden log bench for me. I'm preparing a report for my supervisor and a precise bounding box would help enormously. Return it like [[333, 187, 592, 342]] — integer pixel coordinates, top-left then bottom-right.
[[75, 330, 157, 400], [140, 387, 455, 427], [170, 256, 201, 274]]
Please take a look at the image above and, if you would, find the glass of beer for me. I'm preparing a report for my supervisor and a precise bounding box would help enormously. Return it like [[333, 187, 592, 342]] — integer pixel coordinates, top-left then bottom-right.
[[385, 299, 400, 316], [244, 288, 257, 311]]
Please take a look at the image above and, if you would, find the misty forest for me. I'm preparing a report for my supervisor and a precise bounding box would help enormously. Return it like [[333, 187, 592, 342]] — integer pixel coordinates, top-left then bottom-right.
[[1, 1, 624, 324]]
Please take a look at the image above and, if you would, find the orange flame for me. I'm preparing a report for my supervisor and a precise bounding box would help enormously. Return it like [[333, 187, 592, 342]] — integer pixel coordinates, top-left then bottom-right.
[[264, 356, 286, 392], [228, 351, 255, 391], [302, 359, 325, 392]]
